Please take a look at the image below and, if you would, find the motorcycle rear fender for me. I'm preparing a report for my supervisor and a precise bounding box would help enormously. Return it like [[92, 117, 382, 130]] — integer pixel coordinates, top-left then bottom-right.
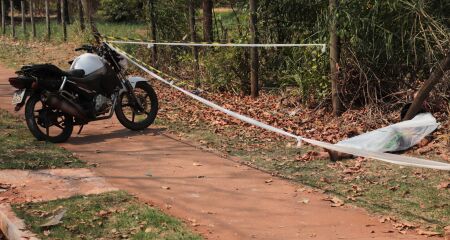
[[127, 76, 149, 89]]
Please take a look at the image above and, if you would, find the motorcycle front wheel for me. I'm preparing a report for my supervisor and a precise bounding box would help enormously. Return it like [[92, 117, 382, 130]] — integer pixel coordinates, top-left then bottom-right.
[[25, 94, 74, 143], [115, 82, 159, 131]]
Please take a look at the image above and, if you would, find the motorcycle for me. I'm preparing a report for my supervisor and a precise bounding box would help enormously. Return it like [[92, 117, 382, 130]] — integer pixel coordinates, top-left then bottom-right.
[[8, 41, 158, 143]]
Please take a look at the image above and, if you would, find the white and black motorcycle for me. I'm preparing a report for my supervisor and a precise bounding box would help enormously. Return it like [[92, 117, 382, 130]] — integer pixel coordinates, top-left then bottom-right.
[[8, 40, 158, 143]]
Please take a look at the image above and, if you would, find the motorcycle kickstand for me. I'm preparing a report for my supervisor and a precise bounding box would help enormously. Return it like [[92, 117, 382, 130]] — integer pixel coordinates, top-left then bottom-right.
[[77, 125, 85, 135]]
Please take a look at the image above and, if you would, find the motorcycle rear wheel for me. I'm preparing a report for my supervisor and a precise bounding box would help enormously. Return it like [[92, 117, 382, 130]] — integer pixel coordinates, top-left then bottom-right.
[[115, 82, 158, 131], [25, 94, 74, 143]]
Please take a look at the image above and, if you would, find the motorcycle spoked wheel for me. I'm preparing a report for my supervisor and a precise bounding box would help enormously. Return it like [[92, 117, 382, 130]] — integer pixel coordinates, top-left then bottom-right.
[[115, 82, 159, 131], [25, 94, 74, 143]]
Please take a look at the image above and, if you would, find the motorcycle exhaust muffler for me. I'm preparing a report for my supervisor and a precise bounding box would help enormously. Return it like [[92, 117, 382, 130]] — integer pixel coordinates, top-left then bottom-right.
[[45, 94, 88, 120]]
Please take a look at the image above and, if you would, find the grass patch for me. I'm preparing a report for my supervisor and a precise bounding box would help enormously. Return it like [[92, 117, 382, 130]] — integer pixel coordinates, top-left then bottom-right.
[[0, 110, 85, 170], [13, 191, 201, 240]]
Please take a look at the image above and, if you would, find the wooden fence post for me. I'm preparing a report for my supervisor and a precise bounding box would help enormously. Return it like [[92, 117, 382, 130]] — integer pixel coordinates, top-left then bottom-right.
[[45, 0, 50, 39], [10, 0, 15, 38], [249, 0, 259, 98], [148, 0, 157, 67], [1, 0, 5, 35], [30, 0, 35, 38], [61, 0, 67, 41], [21, 0, 25, 35], [78, 0, 85, 31], [188, 0, 200, 88]]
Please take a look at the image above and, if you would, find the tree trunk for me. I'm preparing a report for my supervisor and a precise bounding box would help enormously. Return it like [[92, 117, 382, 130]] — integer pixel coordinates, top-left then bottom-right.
[[56, 0, 61, 23], [202, 0, 213, 42], [1, 0, 5, 35], [329, 0, 343, 116], [148, 0, 157, 67], [78, 0, 85, 31], [81, 0, 95, 33], [30, 0, 35, 38], [10, 0, 14, 38], [45, 0, 50, 39], [189, 0, 200, 88], [403, 50, 450, 120], [20, 0, 25, 35], [249, 0, 259, 98], [61, 0, 66, 41], [63, 0, 69, 24]]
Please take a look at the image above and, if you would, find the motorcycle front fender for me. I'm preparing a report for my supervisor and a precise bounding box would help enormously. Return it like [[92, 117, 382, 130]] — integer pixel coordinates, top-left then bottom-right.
[[127, 76, 149, 89]]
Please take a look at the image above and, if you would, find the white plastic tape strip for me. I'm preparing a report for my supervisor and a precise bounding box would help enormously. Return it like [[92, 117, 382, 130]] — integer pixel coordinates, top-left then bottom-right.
[[108, 40, 327, 52], [107, 43, 450, 171]]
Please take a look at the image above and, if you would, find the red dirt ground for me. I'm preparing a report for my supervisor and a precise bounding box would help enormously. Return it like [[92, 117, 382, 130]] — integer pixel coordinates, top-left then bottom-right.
[[0, 64, 442, 239]]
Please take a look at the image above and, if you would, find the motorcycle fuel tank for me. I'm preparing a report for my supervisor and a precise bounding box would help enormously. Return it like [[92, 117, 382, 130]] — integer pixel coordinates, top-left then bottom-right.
[[70, 53, 107, 75]]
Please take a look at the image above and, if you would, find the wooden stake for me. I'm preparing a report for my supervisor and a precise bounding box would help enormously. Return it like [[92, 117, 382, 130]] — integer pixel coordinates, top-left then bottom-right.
[[30, 0, 35, 38], [45, 0, 50, 39], [61, 0, 66, 41], [148, 0, 157, 67], [78, 0, 85, 31], [188, 0, 200, 88], [1, 0, 5, 35], [10, 0, 15, 38], [249, 0, 259, 98], [21, 0, 25, 35]]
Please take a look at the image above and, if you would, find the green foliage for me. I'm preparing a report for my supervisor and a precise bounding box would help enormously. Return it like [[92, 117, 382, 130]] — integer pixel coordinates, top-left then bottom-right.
[[203, 47, 250, 93], [98, 0, 144, 22]]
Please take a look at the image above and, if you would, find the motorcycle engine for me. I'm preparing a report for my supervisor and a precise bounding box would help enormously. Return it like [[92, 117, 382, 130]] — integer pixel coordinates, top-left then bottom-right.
[[94, 95, 112, 115]]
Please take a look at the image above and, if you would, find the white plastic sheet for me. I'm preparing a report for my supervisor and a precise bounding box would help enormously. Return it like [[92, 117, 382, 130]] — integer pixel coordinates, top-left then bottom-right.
[[337, 113, 439, 152]]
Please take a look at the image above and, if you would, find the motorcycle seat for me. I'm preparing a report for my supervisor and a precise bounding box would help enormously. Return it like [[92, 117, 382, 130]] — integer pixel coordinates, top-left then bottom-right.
[[19, 64, 85, 78]]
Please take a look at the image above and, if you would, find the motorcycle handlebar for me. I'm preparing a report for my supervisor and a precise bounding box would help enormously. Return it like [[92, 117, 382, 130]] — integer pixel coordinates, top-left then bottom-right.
[[75, 45, 95, 53]]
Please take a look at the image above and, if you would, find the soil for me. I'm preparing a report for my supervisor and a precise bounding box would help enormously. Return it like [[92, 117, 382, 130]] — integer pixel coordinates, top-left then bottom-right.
[[0, 64, 442, 239]]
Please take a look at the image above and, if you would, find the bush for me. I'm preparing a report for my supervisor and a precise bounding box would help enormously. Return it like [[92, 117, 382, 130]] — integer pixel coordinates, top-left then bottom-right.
[[98, 0, 144, 22]]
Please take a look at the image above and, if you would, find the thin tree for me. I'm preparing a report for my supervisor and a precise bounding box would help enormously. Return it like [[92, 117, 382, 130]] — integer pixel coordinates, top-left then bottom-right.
[[56, 0, 61, 23], [329, 0, 343, 116], [202, 0, 213, 42], [78, 0, 85, 31], [1, 0, 5, 35], [81, 0, 95, 33], [249, 0, 259, 98], [20, 0, 25, 35], [10, 0, 15, 38], [45, 0, 50, 39], [30, 0, 35, 38], [188, 0, 200, 88], [61, 0, 66, 41], [148, 0, 157, 67], [403, 50, 450, 120], [63, 0, 69, 24]]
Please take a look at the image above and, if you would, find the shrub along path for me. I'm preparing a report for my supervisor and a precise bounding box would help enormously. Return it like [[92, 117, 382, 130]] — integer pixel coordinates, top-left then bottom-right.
[[1, 64, 444, 239]]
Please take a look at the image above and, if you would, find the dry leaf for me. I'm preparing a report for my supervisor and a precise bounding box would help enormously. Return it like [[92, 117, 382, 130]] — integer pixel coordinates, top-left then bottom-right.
[[40, 209, 67, 227], [437, 182, 450, 189], [299, 198, 310, 204], [322, 196, 344, 207]]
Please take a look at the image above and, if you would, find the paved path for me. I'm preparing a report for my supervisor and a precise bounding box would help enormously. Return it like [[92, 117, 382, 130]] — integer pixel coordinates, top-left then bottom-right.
[[0, 64, 439, 240]]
